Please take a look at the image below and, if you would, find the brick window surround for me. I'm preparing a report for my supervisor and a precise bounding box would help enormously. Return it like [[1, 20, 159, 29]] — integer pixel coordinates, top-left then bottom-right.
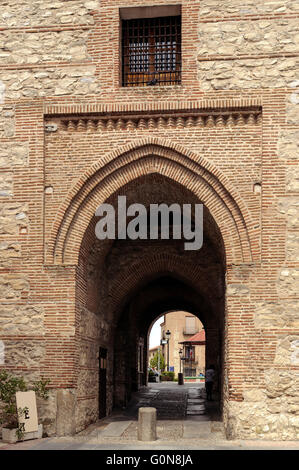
[[121, 5, 181, 87]]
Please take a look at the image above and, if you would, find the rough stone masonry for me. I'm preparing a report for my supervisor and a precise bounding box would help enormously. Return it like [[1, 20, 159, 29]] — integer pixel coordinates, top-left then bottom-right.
[[0, 0, 298, 441]]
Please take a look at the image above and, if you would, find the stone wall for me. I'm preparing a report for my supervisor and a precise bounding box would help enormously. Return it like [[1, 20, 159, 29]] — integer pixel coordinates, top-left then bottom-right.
[[0, 274, 29, 299], [200, 0, 299, 16], [254, 301, 299, 329], [0, 31, 91, 65], [0, 203, 28, 235], [198, 58, 298, 91], [0, 173, 13, 197], [75, 255, 115, 432], [0, 305, 43, 335], [198, 20, 298, 56], [198, 8, 299, 90], [1, 66, 100, 99], [0, 1, 96, 27], [226, 370, 299, 440], [0, 143, 28, 167], [0, 0, 298, 441], [0, 106, 15, 138]]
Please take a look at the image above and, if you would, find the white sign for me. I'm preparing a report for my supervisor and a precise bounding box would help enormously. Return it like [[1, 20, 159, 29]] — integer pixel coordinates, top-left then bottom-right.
[[0, 341, 4, 364], [16, 391, 38, 433]]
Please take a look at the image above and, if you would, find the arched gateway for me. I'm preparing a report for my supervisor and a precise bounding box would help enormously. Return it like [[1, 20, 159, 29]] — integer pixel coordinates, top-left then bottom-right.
[[44, 140, 257, 436], [1, 0, 297, 443], [47, 138, 257, 265]]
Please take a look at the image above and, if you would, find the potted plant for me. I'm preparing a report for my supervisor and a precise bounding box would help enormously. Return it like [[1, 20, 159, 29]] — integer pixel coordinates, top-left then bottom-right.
[[0, 369, 49, 444], [161, 371, 175, 382]]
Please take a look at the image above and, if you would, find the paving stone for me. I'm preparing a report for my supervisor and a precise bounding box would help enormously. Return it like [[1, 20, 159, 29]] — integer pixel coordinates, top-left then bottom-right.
[[184, 421, 211, 438], [99, 421, 132, 437]]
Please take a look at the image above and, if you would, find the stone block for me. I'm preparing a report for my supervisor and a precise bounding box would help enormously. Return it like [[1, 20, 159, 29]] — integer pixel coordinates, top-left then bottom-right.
[[0, 304, 44, 335], [100, 421, 132, 437], [0, 142, 29, 167], [36, 391, 57, 437], [254, 300, 299, 328], [78, 341, 98, 368], [2, 66, 100, 99], [277, 268, 299, 296], [0, 106, 15, 137], [225, 397, 299, 440], [278, 131, 299, 160], [0, 242, 21, 263], [0, 172, 13, 197], [2, 427, 18, 444], [198, 19, 299, 57], [0, 31, 90, 65], [75, 397, 97, 433], [4, 340, 45, 367], [200, 1, 298, 17], [243, 389, 265, 402], [286, 166, 299, 192], [286, 93, 299, 125], [199, 58, 299, 90], [264, 369, 298, 399], [184, 421, 211, 438], [138, 407, 157, 441], [2, 424, 43, 444], [77, 367, 98, 396], [56, 389, 76, 436], [0, 274, 29, 299], [278, 198, 299, 228], [0, 203, 28, 235], [227, 284, 250, 296], [0, 1, 95, 28], [275, 336, 299, 365], [286, 232, 299, 261]]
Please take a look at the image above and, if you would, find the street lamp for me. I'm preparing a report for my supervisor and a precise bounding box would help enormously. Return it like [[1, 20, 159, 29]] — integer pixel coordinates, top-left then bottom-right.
[[165, 329, 171, 372], [178, 347, 184, 386]]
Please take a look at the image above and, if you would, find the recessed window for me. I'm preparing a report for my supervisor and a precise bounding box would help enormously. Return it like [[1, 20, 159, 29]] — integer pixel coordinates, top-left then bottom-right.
[[122, 15, 181, 87], [185, 316, 197, 335]]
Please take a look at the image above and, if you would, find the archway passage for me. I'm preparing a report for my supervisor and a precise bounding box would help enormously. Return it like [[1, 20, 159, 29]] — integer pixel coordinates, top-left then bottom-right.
[[74, 172, 226, 429]]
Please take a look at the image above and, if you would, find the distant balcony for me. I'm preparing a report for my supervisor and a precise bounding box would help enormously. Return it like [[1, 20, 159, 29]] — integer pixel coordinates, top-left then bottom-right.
[[184, 359, 198, 365]]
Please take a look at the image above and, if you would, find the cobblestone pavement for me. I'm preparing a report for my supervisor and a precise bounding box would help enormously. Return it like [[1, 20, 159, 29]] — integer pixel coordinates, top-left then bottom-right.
[[1, 383, 298, 450], [124, 384, 189, 419], [123, 383, 220, 421]]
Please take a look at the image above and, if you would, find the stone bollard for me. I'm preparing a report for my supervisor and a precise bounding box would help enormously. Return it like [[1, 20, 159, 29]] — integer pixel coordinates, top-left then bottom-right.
[[138, 407, 157, 441]]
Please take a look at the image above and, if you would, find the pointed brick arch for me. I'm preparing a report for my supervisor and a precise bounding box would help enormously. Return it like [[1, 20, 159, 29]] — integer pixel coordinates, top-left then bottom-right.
[[46, 138, 259, 265], [108, 253, 220, 321]]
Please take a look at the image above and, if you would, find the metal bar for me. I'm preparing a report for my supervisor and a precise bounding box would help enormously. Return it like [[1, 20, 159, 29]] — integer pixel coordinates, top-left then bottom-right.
[[122, 16, 181, 87]]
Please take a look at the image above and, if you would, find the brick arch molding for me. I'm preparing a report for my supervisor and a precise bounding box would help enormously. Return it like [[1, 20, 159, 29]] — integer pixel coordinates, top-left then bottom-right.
[[108, 253, 220, 325], [46, 138, 259, 265]]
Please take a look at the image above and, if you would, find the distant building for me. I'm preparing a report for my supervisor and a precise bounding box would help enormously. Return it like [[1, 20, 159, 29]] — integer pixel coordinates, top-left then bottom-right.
[[148, 345, 159, 365], [179, 330, 206, 377], [160, 311, 205, 377]]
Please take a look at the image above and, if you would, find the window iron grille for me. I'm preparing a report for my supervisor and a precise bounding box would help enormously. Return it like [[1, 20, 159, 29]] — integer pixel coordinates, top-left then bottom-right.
[[122, 16, 181, 87], [183, 368, 197, 377]]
